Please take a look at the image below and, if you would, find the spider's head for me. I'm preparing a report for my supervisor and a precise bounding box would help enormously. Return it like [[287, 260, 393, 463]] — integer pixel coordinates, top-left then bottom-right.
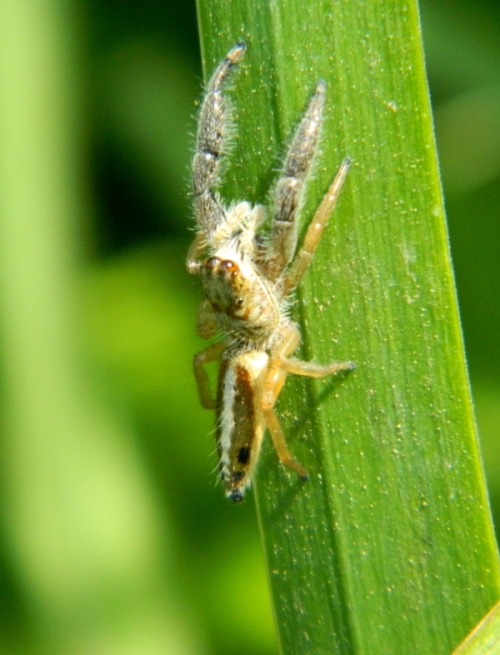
[[200, 251, 279, 341], [200, 255, 250, 318]]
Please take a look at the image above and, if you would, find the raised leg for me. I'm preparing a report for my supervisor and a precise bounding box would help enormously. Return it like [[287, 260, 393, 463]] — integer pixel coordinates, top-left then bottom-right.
[[192, 43, 246, 235], [282, 157, 350, 296], [193, 342, 225, 409], [266, 82, 326, 276]]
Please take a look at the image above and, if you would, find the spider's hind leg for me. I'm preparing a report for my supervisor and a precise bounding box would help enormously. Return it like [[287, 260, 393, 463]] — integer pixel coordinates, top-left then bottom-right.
[[263, 406, 309, 480], [261, 321, 355, 481]]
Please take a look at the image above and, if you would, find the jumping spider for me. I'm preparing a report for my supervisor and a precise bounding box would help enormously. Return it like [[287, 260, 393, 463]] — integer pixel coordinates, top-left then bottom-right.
[[187, 43, 354, 502]]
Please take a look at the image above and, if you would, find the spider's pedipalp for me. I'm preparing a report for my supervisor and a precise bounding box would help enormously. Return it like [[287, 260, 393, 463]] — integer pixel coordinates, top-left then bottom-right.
[[269, 81, 326, 275]]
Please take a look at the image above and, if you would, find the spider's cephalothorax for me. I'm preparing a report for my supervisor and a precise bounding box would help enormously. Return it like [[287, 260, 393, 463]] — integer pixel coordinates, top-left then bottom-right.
[[187, 43, 354, 501]]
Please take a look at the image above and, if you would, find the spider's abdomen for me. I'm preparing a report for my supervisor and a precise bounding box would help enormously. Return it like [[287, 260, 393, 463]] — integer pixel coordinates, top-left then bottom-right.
[[201, 254, 280, 342], [216, 350, 268, 501]]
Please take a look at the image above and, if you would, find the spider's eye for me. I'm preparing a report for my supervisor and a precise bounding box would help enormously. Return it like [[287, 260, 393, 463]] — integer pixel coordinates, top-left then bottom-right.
[[235, 297, 244, 307], [205, 256, 220, 268], [221, 260, 238, 272]]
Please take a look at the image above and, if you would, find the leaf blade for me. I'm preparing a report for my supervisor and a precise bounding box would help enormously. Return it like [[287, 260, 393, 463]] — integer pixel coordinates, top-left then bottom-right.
[[195, 1, 500, 653]]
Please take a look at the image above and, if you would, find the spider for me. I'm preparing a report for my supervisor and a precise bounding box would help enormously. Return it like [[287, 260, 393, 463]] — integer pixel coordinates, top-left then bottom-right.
[[187, 43, 355, 502]]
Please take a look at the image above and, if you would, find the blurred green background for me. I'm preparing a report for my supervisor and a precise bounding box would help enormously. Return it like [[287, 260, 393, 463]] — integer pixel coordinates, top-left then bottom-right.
[[0, 1, 499, 653]]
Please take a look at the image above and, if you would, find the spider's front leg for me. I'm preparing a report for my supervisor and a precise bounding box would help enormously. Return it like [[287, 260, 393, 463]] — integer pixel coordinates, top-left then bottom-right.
[[262, 322, 355, 479], [188, 43, 246, 274], [283, 156, 351, 296], [266, 82, 326, 277]]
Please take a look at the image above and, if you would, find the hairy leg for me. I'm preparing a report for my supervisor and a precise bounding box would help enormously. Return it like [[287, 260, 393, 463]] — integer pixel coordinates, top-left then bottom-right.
[[192, 43, 246, 236], [266, 82, 326, 276]]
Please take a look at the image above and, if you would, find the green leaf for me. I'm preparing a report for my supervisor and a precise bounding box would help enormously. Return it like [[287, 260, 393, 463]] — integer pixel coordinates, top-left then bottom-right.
[[195, 1, 500, 653], [453, 601, 500, 655]]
